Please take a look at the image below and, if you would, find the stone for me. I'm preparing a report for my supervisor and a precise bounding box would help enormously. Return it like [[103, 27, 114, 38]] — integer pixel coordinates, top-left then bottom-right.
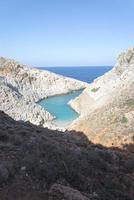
[[48, 184, 89, 200], [0, 58, 87, 128], [69, 47, 134, 147]]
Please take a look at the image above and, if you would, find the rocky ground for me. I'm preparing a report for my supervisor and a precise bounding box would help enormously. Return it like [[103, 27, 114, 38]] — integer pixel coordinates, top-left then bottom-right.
[[0, 57, 87, 127], [0, 111, 134, 200], [69, 47, 134, 147]]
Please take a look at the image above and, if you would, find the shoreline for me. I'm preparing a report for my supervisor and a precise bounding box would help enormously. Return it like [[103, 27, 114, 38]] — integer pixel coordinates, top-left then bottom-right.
[[38, 89, 83, 128], [0, 57, 88, 128], [36, 88, 84, 103]]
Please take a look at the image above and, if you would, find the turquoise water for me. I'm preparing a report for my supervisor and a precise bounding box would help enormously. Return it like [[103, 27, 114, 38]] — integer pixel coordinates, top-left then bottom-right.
[[38, 67, 112, 126], [39, 90, 83, 126]]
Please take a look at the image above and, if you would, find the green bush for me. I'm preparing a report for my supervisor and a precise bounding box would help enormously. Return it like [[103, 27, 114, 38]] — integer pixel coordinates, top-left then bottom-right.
[[125, 98, 134, 106], [91, 87, 100, 92], [121, 116, 128, 123]]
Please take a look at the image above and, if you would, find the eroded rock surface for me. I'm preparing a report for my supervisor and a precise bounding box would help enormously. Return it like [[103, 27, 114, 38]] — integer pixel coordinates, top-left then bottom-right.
[[69, 47, 134, 147], [0, 57, 87, 127]]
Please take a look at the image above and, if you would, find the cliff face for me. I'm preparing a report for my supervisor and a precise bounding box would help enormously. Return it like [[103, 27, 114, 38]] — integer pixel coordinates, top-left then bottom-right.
[[69, 48, 134, 147], [0, 111, 133, 200], [0, 57, 87, 127], [0, 57, 87, 102]]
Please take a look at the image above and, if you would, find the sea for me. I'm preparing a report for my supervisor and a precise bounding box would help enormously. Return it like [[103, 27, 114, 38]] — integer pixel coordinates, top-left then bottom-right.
[[38, 66, 112, 83], [38, 66, 112, 126]]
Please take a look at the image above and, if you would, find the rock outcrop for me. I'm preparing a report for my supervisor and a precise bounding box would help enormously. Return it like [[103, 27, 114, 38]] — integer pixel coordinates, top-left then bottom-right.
[[0, 111, 133, 200], [69, 47, 134, 147], [0, 57, 87, 127]]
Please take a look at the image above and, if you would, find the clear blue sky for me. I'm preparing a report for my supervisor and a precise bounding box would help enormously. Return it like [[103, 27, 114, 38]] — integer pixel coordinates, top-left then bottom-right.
[[0, 0, 134, 66]]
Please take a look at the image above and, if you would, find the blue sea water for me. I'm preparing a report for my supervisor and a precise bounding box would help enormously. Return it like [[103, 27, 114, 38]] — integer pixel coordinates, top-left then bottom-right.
[[38, 66, 112, 83], [38, 66, 112, 126]]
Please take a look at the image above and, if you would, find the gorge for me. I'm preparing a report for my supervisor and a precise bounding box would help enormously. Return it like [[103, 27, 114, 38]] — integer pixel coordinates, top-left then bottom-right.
[[0, 48, 134, 147], [0, 47, 134, 200]]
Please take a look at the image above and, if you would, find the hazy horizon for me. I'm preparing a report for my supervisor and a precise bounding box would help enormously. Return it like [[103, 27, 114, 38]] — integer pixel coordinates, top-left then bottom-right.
[[37, 65, 113, 68], [0, 0, 134, 66]]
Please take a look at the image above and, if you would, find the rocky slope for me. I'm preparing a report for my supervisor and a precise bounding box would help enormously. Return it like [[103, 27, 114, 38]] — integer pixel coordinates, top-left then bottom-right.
[[0, 111, 134, 200], [69, 47, 134, 147], [0, 57, 87, 127]]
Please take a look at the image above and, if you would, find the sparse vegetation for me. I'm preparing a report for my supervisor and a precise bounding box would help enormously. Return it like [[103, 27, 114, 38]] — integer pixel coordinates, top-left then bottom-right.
[[91, 87, 100, 92], [125, 98, 134, 107], [121, 116, 128, 123], [0, 111, 133, 200]]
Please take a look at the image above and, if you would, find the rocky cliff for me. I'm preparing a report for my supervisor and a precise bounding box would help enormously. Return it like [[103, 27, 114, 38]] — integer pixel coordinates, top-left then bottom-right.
[[69, 47, 134, 147], [0, 57, 87, 127]]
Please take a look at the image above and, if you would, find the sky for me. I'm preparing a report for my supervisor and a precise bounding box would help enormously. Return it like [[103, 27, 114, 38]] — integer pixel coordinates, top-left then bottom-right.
[[0, 0, 134, 67]]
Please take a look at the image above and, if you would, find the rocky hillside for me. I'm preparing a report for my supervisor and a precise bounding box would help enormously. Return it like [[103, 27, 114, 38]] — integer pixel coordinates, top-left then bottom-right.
[[69, 47, 134, 147], [0, 111, 134, 200], [0, 57, 87, 127]]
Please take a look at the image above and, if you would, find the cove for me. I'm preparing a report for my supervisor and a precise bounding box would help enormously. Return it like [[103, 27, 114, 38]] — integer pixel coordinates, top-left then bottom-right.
[[39, 89, 83, 126]]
